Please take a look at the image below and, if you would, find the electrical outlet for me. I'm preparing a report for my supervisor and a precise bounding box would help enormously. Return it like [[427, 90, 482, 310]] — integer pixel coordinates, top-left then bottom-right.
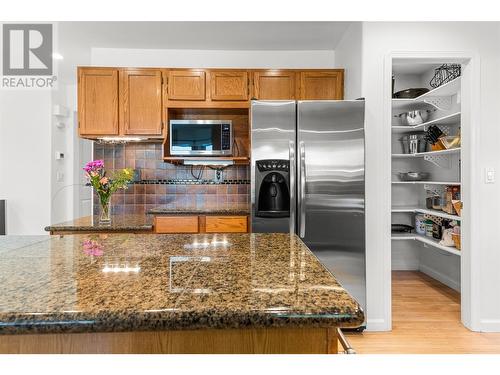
[[485, 168, 495, 184], [214, 169, 224, 183], [56, 172, 64, 182]]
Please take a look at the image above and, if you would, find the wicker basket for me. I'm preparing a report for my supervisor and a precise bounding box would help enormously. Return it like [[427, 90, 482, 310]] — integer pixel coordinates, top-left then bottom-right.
[[451, 233, 461, 250], [452, 200, 462, 216]]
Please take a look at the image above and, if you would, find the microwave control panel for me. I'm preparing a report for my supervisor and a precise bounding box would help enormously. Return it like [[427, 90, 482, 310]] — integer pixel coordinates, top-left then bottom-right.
[[221, 124, 231, 150]]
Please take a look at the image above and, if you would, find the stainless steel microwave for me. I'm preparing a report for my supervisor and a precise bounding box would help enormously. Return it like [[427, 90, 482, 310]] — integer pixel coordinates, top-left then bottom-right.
[[169, 120, 233, 156]]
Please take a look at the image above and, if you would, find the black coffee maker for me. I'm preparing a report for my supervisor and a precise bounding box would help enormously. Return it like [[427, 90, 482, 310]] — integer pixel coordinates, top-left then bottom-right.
[[255, 159, 290, 218]]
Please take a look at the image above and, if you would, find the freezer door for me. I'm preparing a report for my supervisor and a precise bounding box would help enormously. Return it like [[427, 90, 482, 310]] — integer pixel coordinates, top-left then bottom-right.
[[297, 100, 365, 313], [251, 101, 296, 233]]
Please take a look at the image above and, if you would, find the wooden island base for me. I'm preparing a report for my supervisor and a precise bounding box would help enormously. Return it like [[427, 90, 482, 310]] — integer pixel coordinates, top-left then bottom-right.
[[0, 327, 338, 354]]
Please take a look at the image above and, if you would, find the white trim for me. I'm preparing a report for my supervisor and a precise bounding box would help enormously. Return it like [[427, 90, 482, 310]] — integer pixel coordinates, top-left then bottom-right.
[[460, 53, 482, 332], [419, 264, 460, 292], [365, 319, 388, 332], [479, 320, 500, 332]]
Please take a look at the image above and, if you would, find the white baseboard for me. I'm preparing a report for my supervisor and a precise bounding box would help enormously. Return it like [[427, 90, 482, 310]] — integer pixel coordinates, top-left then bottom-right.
[[419, 264, 460, 292], [479, 320, 500, 332], [365, 318, 391, 332], [391, 263, 418, 271]]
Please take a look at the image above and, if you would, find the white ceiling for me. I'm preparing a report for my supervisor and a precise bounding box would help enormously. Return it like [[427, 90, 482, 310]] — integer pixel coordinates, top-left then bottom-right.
[[56, 22, 354, 82], [58, 21, 353, 51]]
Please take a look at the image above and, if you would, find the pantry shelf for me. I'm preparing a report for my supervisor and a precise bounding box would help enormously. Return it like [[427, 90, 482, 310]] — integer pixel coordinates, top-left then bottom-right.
[[417, 77, 461, 99], [391, 111, 461, 133], [391, 77, 461, 111], [391, 233, 461, 256], [392, 148, 460, 158], [391, 181, 461, 185], [391, 206, 461, 221]]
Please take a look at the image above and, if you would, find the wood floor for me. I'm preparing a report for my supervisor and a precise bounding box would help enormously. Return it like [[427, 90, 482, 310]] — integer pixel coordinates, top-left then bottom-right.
[[344, 271, 500, 354]]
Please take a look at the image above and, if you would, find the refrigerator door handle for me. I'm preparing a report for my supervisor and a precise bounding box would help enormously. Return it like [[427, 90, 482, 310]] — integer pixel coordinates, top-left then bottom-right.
[[289, 140, 296, 235], [299, 141, 306, 238]]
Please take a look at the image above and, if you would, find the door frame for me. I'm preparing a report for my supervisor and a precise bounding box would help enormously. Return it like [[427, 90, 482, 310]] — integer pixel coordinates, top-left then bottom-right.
[[381, 51, 480, 331]]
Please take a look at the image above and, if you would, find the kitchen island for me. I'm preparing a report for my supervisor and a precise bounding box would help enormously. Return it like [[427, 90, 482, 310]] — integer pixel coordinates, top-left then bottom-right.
[[0, 233, 363, 354]]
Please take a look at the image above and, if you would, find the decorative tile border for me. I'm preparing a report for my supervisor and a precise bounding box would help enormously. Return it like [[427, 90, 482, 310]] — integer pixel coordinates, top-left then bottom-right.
[[135, 179, 250, 185]]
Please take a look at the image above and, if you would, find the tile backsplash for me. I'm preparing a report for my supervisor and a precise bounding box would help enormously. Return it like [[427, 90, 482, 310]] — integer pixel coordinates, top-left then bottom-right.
[[93, 142, 250, 215]]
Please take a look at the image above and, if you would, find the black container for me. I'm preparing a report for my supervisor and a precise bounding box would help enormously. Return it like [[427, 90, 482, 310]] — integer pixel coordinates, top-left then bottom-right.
[[393, 88, 430, 99], [432, 222, 442, 240]]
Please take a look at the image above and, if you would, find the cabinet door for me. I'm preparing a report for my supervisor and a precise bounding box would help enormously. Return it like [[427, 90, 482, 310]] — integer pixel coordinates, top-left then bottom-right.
[[167, 70, 206, 100], [205, 216, 248, 233], [299, 71, 344, 100], [253, 71, 297, 100], [120, 69, 163, 135], [78, 68, 119, 136], [155, 216, 199, 233], [210, 71, 249, 101]]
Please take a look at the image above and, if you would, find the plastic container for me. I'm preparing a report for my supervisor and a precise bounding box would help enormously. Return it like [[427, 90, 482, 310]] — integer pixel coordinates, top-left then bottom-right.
[[424, 220, 434, 237], [415, 215, 426, 235]]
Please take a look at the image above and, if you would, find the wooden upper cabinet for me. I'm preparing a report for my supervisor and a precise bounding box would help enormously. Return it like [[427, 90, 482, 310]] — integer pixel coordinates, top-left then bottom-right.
[[167, 70, 206, 100], [120, 69, 163, 135], [210, 71, 249, 101], [78, 68, 119, 136], [299, 70, 344, 100], [253, 71, 297, 100]]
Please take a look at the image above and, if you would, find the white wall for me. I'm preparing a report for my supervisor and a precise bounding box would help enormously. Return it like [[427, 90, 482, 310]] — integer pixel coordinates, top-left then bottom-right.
[[334, 22, 363, 99], [50, 84, 79, 225], [0, 90, 52, 235], [91, 48, 336, 68], [361, 22, 500, 332]]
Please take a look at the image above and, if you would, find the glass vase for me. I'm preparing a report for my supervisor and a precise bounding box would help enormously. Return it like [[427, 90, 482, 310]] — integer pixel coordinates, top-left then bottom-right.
[[99, 197, 111, 225]]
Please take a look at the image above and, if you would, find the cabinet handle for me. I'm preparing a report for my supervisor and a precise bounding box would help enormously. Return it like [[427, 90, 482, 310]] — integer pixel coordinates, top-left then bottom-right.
[[299, 141, 306, 238]]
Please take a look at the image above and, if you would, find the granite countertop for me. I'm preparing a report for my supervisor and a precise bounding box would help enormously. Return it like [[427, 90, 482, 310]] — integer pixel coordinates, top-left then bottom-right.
[[44, 214, 153, 233], [0, 233, 364, 335], [147, 206, 249, 216]]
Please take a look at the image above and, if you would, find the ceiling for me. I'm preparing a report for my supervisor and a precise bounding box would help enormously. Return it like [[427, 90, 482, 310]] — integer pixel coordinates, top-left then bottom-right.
[[56, 22, 354, 82], [58, 21, 353, 51]]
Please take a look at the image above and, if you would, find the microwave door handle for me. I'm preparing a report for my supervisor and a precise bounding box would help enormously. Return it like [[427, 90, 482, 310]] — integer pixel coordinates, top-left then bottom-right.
[[299, 141, 306, 238], [289, 140, 295, 235]]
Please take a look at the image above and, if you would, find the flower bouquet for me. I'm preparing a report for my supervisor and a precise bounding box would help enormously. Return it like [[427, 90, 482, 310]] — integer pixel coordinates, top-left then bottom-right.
[[84, 160, 133, 225]]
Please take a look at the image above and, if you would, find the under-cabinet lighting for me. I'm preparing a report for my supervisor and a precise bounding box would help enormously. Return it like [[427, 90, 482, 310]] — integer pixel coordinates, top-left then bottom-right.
[[97, 137, 147, 144], [52, 52, 64, 60], [183, 159, 234, 167]]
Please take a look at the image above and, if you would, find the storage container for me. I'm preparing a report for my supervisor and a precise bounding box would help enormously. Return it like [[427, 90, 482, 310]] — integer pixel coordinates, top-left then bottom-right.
[[415, 215, 426, 235], [400, 133, 428, 154]]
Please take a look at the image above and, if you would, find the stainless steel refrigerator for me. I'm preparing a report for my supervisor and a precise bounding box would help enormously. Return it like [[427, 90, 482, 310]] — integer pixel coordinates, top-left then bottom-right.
[[251, 100, 365, 327]]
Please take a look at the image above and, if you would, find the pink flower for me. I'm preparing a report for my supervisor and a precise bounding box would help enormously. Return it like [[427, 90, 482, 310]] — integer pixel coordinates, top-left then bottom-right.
[[82, 240, 104, 257], [99, 177, 109, 185], [83, 160, 104, 173]]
